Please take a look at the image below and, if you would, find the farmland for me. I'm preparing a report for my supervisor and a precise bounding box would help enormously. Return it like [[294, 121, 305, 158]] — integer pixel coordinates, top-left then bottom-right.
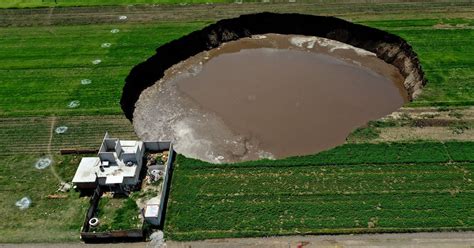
[[165, 140, 474, 240], [167, 156, 474, 240], [0, 22, 207, 117], [0, 0, 473, 243], [1, 6, 474, 117]]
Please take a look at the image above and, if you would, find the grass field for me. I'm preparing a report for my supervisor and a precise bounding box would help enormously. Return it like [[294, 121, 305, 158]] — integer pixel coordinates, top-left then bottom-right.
[[0, 0, 473, 243], [0, 154, 89, 243], [95, 197, 142, 232]]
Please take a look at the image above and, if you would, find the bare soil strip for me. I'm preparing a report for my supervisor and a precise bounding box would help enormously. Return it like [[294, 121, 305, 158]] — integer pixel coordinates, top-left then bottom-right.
[[1, 2, 474, 27], [2, 231, 474, 247], [47, 116, 65, 183], [166, 231, 474, 248], [374, 107, 474, 142]]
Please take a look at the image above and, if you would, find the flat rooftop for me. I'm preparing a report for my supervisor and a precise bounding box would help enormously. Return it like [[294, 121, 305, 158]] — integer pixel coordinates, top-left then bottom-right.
[[73, 139, 144, 185]]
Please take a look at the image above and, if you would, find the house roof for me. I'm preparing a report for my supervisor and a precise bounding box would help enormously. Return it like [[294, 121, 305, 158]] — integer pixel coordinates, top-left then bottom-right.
[[72, 157, 100, 183], [72, 134, 146, 186]]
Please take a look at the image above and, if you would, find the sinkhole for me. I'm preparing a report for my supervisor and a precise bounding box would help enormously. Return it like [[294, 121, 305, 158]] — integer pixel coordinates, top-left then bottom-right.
[[122, 13, 426, 163]]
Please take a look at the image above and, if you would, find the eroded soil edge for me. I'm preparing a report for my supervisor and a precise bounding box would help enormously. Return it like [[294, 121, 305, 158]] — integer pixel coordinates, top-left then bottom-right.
[[121, 12, 426, 120]]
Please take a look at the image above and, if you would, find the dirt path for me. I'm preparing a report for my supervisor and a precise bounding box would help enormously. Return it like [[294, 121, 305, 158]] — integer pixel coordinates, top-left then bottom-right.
[[168, 232, 474, 248], [47, 116, 64, 183], [2, 232, 474, 248], [1, 1, 474, 27]]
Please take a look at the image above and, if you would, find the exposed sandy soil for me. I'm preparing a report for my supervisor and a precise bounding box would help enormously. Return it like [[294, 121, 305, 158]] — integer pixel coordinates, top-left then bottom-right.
[[374, 107, 474, 142], [377, 126, 474, 142], [433, 23, 471, 29]]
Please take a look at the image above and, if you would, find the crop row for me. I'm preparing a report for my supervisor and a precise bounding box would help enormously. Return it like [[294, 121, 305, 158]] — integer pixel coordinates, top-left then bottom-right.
[[0, 115, 134, 156], [0, 22, 206, 117], [166, 160, 474, 240], [179, 141, 474, 168]]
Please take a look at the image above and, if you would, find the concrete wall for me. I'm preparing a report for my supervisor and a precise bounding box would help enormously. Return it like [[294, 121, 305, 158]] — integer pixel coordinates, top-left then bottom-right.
[[144, 141, 171, 152], [122, 152, 138, 163], [156, 143, 175, 228], [98, 152, 115, 163]]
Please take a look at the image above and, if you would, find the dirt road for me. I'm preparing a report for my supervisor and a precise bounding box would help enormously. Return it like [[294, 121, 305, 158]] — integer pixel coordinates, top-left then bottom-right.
[[1, 1, 473, 27], [2, 232, 474, 248]]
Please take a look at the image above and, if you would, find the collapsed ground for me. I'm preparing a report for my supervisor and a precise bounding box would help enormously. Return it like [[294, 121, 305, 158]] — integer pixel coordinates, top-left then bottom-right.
[[0, 0, 473, 243]]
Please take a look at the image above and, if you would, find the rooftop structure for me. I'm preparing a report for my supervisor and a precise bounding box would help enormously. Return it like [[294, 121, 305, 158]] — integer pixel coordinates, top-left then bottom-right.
[[72, 132, 145, 191]]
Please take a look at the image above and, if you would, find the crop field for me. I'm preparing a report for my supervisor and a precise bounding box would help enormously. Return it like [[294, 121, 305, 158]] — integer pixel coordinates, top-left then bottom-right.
[[166, 141, 474, 240], [0, 0, 473, 243], [167, 155, 474, 240], [361, 18, 474, 107], [0, 22, 208, 117]]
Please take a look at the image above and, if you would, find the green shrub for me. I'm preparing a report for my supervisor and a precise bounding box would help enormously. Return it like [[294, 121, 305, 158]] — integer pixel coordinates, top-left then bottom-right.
[[346, 127, 381, 142]]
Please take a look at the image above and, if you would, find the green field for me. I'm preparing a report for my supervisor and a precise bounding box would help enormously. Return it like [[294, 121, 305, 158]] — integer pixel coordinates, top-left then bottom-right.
[[361, 18, 474, 106], [95, 197, 142, 232], [0, 22, 208, 117], [0, 0, 473, 243], [1, 14, 474, 117], [166, 141, 474, 240], [167, 154, 474, 240], [0, 155, 89, 243]]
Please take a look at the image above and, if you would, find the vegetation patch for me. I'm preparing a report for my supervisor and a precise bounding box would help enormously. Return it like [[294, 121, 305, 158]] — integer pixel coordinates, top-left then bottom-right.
[[0, 155, 89, 243], [346, 127, 381, 143], [94, 197, 142, 232], [165, 142, 474, 240], [178, 141, 466, 169], [448, 121, 471, 134]]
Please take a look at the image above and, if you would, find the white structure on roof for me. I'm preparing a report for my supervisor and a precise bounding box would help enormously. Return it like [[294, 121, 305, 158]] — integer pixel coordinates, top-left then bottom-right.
[[72, 132, 145, 190], [144, 196, 161, 226], [144, 204, 160, 225]]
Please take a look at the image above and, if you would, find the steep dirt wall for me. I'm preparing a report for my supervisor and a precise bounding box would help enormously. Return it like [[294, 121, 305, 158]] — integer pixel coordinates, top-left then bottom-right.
[[121, 12, 426, 121]]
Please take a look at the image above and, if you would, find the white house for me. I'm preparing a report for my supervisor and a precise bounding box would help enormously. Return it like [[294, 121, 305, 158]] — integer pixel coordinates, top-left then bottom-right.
[[72, 132, 145, 191]]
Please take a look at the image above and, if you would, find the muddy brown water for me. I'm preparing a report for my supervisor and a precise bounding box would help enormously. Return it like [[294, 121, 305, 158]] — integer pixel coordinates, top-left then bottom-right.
[[134, 34, 408, 163]]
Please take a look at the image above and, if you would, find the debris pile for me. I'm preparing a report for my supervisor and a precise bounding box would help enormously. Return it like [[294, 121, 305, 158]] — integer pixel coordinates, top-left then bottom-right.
[[35, 157, 52, 169], [15, 197, 31, 210], [55, 126, 68, 134], [68, 100, 80, 108]]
